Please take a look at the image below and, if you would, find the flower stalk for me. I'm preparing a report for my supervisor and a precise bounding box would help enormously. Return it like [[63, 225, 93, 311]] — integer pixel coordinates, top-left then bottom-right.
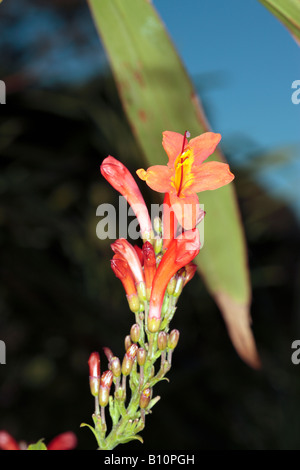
[[82, 130, 234, 449]]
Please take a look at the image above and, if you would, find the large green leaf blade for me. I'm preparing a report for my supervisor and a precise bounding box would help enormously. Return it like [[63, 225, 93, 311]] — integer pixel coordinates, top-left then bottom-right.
[[258, 0, 300, 45], [87, 0, 260, 368]]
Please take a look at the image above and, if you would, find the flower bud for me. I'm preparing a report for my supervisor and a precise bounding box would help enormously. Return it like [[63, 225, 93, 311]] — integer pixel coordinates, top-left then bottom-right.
[[167, 274, 176, 295], [184, 262, 197, 286], [88, 352, 100, 397], [126, 343, 139, 360], [168, 329, 180, 349], [99, 370, 113, 407], [100, 370, 114, 388], [103, 347, 114, 363], [153, 216, 162, 235], [99, 387, 110, 407], [130, 323, 140, 343], [154, 236, 163, 255], [122, 343, 139, 376], [157, 331, 168, 350], [136, 281, 147, 302], [139, 388, 151, 409], [147, 316, 161, 333], [121, 355, 133, 376], [110, 356, 121, 378], [125, 335, 132, 351], [126, 293, 140, 313], [173, 268, 185, 297], [137, 347, 146, 366]]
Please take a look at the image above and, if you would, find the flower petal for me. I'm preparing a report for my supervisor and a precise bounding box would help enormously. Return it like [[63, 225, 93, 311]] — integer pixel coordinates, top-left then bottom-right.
[[136, 165, 172, 193], [189, 161, 235, 193], [162, 131, 187, 167], [189, 132, 221, 165], [169, 192, 201, 230]]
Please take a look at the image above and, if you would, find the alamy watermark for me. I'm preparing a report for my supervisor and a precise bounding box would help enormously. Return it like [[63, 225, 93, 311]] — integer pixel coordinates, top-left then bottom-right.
[[0, 340, 6, 364], [291, 340, 300, 364], [95, 196, 205, 248], [0, 80, 6, 104], [291, 80, 300, 105]]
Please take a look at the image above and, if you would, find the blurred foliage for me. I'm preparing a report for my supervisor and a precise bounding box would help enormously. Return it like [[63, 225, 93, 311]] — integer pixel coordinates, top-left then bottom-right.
[[258, 0, 300, 46], [0, 75, 300, 450]]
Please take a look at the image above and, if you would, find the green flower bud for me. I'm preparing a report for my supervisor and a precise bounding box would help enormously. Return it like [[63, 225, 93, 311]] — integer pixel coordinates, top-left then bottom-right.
[[167, 274, 177, 295], [157, 331, 168, 350], [137, 348, 146, 366], [153, 216, 162, 235], [127, 293, 140, 313], [110, 356, 121, 378], [154, 236, 163, 255], [130, 323, 140, 343], [168, 329, 180, 349], [99, 386, 110, 407], [173, 268, 186, 298], [121, 355, 133, 376], [147, 317, 161, 333], [125, 335, 132, 351]]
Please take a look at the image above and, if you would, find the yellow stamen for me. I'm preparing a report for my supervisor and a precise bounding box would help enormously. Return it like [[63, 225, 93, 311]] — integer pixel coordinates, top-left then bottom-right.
[[173, 149, 194, 196]]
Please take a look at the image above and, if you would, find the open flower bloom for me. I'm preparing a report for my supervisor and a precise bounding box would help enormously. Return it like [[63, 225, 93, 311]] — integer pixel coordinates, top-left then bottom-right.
[[100, 156, 153, 242], [137, 131, 234, 230], [147, 228, 201, 332]]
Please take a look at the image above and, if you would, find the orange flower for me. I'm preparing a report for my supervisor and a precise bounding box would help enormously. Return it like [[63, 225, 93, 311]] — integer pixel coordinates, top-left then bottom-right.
[[137, 131, 234, 230], [147, 228, 200, 332], [101, 156, 153, 242]]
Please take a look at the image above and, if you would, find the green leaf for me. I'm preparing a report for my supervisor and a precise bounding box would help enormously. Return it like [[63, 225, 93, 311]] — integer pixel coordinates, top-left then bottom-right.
[[27, 439, 47, 450], [87, 0, 260, 368], [258, 0, 300, 45], [118, 434, 144, 445]]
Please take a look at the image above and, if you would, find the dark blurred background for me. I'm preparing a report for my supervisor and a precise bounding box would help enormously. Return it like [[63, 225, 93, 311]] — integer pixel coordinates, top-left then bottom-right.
[[0, 0, 300, 450]]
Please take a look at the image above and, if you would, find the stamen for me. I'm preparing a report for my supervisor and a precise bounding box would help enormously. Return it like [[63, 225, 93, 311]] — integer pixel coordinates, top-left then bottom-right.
[[177, 131, 190, 197]]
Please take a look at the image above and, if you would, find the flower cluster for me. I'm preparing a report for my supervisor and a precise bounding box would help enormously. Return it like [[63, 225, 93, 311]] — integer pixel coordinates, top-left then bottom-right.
[[85, 130, 234, 449]]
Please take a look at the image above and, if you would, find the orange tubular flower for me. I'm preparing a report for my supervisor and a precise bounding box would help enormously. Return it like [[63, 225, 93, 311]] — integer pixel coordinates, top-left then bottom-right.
[[137, 131, 234, 230], [147, 229, 201, 332], [142, 241, 156, 301], [111, 238, 146, 301], [162, 192, 177, 251], [100, 156, 153, 242], [110, 256, 140, 313]]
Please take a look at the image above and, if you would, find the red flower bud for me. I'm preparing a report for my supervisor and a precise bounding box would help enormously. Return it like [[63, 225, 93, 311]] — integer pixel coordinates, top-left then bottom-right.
[[126, 343, 139, 360], [0, 431, 20, 450], [88, 352, 100, 378], [100, 370, 114, 389], [139, 388, 151, 409], [88, 352, 100, 397], [47, 432, 77, 450]]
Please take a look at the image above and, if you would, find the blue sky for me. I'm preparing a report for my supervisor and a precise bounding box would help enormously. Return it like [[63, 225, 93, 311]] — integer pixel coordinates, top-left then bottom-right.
[[154, 0, 300, 218], [154, 0, 299, 151]]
